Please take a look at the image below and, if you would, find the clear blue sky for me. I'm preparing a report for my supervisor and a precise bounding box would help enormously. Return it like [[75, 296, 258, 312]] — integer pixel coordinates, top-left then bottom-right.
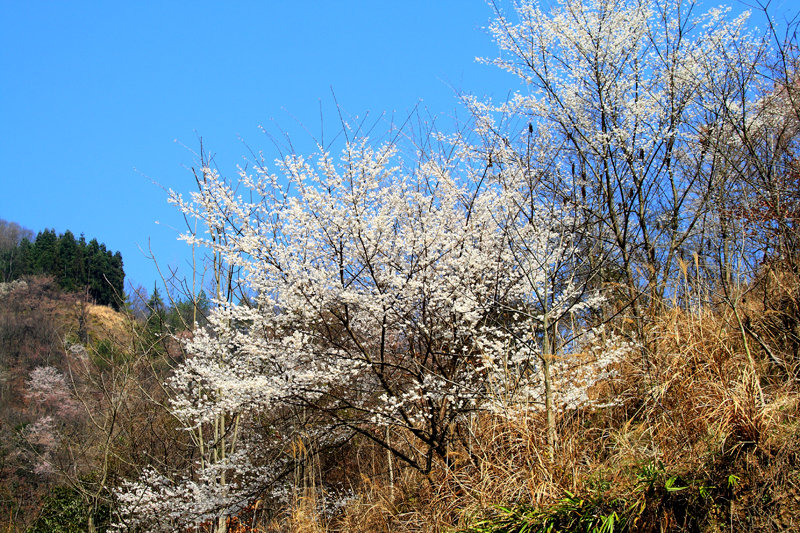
[[0, 1, 513, 296], [1, 1, 785, 298]]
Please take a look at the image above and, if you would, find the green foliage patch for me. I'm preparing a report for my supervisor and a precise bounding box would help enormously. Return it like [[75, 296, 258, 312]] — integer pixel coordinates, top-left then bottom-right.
[[0, 226, 124, 309], [27, 484, 110, 533]]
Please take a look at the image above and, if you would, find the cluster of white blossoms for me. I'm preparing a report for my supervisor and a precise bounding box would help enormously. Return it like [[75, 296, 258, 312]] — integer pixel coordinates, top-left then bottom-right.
[[114, 434, 291, 532], [166, 142, 530, 416]]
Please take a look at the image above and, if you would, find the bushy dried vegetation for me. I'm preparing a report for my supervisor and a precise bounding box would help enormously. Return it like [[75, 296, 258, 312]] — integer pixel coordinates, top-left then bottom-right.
[[7, 268, 800, 532], [256, 263, 800, 532]]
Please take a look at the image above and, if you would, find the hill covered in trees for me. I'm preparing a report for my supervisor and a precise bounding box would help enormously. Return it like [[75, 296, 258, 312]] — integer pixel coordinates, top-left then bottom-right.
[[0, 274, 212, 533], [0, 220, 125, 310]]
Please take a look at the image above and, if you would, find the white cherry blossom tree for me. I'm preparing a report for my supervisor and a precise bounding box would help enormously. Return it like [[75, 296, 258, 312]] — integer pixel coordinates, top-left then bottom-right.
[[114, 129, 605, 529], [479, 0, 768, 319], [166, 139, 523, 470]]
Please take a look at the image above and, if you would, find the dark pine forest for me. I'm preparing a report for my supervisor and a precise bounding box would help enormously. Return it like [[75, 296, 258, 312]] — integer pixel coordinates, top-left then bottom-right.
[[0, 220, 124, 310]]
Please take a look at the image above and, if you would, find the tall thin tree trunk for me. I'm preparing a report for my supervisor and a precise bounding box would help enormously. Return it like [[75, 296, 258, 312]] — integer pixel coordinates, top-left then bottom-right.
[[540, 316, 556, 461]]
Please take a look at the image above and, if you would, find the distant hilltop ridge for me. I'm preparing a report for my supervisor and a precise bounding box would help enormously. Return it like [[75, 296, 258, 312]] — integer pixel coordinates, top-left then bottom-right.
[[0, 220, 125, 310]]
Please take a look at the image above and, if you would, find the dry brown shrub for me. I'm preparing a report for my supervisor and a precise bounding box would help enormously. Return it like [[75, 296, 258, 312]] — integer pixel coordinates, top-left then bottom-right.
[[741, 261, 800, 380], [251, 298, 800, 532]]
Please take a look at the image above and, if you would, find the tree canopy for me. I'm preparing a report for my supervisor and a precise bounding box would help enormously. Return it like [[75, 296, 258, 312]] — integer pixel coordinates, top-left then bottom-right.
[[0, 222, 125, 309]]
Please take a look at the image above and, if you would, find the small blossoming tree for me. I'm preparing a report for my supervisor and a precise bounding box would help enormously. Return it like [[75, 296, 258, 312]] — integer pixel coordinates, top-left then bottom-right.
[[114, 131, 607, 530]]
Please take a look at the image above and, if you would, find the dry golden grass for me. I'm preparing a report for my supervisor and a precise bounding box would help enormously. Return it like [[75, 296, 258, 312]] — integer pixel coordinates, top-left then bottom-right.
[[86, 303, 133, 347], [214, 263, 800, 532], [262, 299, 800, 532], [43, 290, 134, 352]]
